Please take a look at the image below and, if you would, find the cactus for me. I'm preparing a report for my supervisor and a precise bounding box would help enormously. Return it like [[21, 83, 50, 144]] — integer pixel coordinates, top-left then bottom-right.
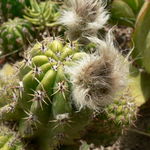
[[24, 0, 60, 30], [0, 0, 30, 21], [0, 35, 138, 149], [0, 18, 35, 55], [0, 0, 140, 149], [0, 125, 25, 150], [110, 0, 144, 26]]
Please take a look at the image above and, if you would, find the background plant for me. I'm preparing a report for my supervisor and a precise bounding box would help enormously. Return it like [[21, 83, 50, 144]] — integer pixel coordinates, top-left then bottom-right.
[[0, 0, 30, 22], [131, 0, 150, 105], [110, 0, 144, 27], [24, 0, 60, 30], [0, 18, 35, 55]]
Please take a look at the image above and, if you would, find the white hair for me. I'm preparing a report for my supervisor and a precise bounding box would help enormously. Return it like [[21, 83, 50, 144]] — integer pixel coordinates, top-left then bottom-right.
[[59, 0, 109, 41], [66, 31, 129, 110]]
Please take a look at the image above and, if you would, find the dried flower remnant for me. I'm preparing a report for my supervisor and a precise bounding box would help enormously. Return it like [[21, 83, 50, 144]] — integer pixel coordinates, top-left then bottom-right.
[[66, 31, 129, 110], [59, 0, 109, 41]]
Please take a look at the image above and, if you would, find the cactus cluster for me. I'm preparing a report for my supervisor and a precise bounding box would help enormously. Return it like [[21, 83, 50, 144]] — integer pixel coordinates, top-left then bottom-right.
[[24, 0, 60, 30], [0, 18, 35, 54], [0, 0, 143, 149], [0, 36, 138, 149], [0, 0, 61, 55]]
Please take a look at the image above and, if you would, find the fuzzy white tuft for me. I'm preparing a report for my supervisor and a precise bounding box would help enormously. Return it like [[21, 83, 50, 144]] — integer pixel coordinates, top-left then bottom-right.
[[59, 10, 81, 29], [59, 0, 109, 41], [66, 31, 129, 111]]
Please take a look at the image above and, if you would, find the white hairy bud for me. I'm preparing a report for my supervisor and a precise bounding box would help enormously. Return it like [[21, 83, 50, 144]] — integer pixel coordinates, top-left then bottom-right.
[[66, 31, 129, 110], [59, 0, 109, 41]]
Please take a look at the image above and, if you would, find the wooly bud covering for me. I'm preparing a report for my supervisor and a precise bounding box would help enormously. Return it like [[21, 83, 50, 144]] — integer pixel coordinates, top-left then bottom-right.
[[66, 31, 129, 110], [59, 0, 109, 41]]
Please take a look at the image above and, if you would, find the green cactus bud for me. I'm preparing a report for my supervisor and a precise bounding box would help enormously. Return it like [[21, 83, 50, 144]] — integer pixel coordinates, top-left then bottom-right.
[[111, 0, 135, 26], [123, 0, 144, 14], [140, 71, 150, 101], [0, 18, 35, 55], [24, 0, 60, 30]]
